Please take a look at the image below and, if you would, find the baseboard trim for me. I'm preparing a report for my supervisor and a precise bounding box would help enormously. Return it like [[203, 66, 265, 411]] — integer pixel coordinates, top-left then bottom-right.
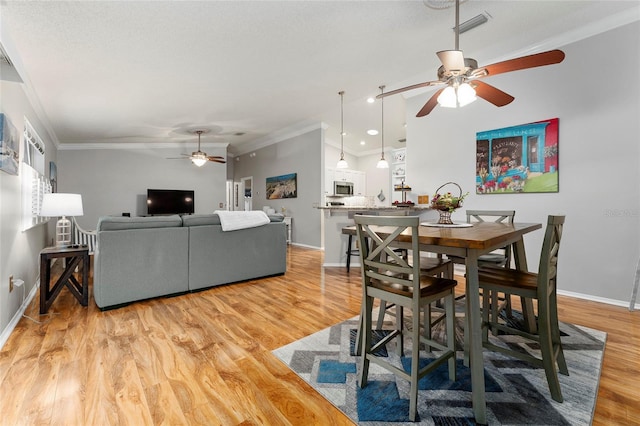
[[289, 242, 322, 250], [0, 280, 39, 351], [557, 289, 639, 311], [453, 264, 636, 309]]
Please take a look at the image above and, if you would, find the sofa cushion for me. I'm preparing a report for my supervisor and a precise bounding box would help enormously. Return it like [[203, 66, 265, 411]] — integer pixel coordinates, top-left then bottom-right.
[[97, 215, 183, 231], [181, 214, 221, 227], [268, 213, 285, 222]]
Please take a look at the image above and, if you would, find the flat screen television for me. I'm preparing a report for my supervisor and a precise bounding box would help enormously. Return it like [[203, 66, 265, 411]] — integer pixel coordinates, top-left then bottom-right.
[[147, 189, 194, 216]]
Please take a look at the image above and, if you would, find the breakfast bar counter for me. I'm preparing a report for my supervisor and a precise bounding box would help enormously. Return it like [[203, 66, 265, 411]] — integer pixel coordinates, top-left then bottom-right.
[[319, 205, 457, 267]]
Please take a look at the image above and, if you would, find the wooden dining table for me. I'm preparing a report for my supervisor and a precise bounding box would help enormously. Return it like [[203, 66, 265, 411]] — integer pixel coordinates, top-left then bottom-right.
[[342, 220, 542, 425]]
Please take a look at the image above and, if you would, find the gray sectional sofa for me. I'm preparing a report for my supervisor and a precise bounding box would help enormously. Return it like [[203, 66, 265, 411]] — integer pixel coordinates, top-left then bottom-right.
[[93, 213, 287, 309]]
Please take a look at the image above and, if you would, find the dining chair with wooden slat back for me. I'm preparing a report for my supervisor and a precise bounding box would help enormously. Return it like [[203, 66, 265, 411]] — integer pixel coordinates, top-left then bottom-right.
[[376, 249, 453, 330], [478, 215, 568, 402], [355, 215, 458, 422], [447, 210, 516, 316]]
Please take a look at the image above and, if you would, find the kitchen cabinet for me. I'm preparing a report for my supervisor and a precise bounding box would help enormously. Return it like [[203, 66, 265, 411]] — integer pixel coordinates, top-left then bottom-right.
[[325, 168, 366, 195]]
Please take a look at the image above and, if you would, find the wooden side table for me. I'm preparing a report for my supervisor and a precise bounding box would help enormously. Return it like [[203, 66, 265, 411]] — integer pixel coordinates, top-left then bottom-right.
[[39, 245, 89, 314]]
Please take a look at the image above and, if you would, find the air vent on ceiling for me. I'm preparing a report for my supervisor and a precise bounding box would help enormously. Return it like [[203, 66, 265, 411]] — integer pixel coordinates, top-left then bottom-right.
[[456, 13, 490, 34]]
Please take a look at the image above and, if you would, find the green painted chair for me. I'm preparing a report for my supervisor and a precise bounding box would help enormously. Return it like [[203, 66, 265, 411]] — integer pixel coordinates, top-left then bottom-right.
[[478, 215, 569, 402], [447, 209, 516, 318], [355, 215, 457, 422]]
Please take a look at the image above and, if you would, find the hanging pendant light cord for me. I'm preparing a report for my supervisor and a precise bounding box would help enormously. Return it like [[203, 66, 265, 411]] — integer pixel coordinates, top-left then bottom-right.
[[337, 91, 348, 168], [340, 91, 345, 158], [380, 85, 385, 160], [376, 85, 389, 169]]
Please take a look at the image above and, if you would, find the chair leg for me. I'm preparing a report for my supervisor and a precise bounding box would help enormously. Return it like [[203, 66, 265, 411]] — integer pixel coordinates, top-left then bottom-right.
[[445, 292, 457, 380], [409, 302, 421, 422], [504, 293, 513, 317], [359, 294, 374, 388], [482, 288, 490, 344], [550, 291, 569, 376], [490, 290, 500, 335], [396, 305, 404, 357], [346, 235, 353, 272], [376, 301, 387, 329], [423, 302, 433, 352], [537, 300, 564, 403]]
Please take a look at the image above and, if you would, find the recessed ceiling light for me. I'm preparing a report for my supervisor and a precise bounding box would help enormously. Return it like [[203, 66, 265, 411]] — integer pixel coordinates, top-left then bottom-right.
[[367, 97, 375, 103], [360, 140, 366, 145], [367, 129, 379, 136]]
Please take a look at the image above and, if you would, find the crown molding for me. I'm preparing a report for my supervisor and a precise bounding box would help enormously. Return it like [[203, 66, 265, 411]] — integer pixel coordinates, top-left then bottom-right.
[[58, 141, 229, 151], [233, 121, 327, 156]]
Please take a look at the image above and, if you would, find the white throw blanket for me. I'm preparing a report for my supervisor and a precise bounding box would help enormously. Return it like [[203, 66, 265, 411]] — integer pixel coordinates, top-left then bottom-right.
[[214, 210, 271, 231]]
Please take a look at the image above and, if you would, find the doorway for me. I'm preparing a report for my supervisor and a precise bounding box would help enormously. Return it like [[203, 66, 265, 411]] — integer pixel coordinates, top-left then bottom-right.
[[241, 176, 253, 211]]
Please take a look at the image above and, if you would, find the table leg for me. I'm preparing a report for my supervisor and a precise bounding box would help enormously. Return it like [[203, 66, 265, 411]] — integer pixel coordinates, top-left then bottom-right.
[[40, 255, 50, 315], [466, 250, 487, 425], [512, 239, 537, 333], [81, 252, 89, 306]]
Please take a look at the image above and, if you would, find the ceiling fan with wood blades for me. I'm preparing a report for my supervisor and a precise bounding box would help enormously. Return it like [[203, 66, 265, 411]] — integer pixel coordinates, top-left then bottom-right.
[[167, 129, 226, 166], [379, 0, 565, 117]]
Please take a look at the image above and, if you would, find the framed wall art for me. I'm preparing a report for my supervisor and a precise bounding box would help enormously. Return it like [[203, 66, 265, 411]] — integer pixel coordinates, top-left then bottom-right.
[[476, 118, 558, 194], [0, 113, 19, 175], [266, 173, 297, 199]]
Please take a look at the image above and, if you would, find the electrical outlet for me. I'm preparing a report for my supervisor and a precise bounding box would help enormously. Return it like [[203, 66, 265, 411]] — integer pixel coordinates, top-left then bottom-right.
[[9, 275, 13, 292]]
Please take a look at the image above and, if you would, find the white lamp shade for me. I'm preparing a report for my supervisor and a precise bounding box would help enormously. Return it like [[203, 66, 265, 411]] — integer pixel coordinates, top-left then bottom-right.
[[191, 157, 207, 167], [336, 158, 349, 169], [437, 86, 458, 108], [376, 158, 389, 169], [40, 193, 84, 217], [457, 83, 477, 107]]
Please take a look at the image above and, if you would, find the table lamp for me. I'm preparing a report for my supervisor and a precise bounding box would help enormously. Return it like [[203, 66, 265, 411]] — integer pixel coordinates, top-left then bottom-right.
[[40, 193, 84, 247]]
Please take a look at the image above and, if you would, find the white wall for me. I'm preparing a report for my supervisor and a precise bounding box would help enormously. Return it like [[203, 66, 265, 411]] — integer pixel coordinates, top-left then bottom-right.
[[0, 80, 55, 342], [57, 145, 228, 228], [404, 22, 640, 305], [234, 127, 323, 248]]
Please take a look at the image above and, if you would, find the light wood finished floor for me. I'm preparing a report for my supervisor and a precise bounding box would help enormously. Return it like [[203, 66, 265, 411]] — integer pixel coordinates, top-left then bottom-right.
[[1, 246, 638, 425]]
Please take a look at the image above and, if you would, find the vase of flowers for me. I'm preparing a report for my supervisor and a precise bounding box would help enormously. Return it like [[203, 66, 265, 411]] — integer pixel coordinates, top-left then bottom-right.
[[431, 182, 468, 225]]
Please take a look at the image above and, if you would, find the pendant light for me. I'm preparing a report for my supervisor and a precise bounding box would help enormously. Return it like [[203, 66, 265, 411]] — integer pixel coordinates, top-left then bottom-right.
[[336, 90, 349, 169], [376, 85, 389, 169]]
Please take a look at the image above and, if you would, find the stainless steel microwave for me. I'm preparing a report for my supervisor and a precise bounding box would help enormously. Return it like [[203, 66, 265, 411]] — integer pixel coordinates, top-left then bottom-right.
[[333, 181, 354, 196]]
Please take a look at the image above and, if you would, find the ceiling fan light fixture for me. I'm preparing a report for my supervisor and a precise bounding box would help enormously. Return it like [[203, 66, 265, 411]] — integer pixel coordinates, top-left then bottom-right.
[[457, 82, 477, 106], [437, 82, 477, 108], [437, 86, 458, 108], [191, 154, 207, 167]]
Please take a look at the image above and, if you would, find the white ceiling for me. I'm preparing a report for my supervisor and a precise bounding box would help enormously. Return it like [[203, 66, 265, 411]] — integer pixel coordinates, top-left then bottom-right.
[[1, 1, 638, 157]]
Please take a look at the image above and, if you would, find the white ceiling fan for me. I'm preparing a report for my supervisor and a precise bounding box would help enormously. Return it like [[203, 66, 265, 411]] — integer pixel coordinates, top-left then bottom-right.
[[168, 129, 226, 167], [379, 0, 565, 117]]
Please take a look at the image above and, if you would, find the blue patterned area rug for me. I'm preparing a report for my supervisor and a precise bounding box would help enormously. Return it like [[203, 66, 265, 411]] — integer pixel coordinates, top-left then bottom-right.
[[273, 312, 606, 425]]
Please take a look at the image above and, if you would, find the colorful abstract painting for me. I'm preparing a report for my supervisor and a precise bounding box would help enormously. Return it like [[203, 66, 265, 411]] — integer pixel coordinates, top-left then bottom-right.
[[476, 118, 558, 194]]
